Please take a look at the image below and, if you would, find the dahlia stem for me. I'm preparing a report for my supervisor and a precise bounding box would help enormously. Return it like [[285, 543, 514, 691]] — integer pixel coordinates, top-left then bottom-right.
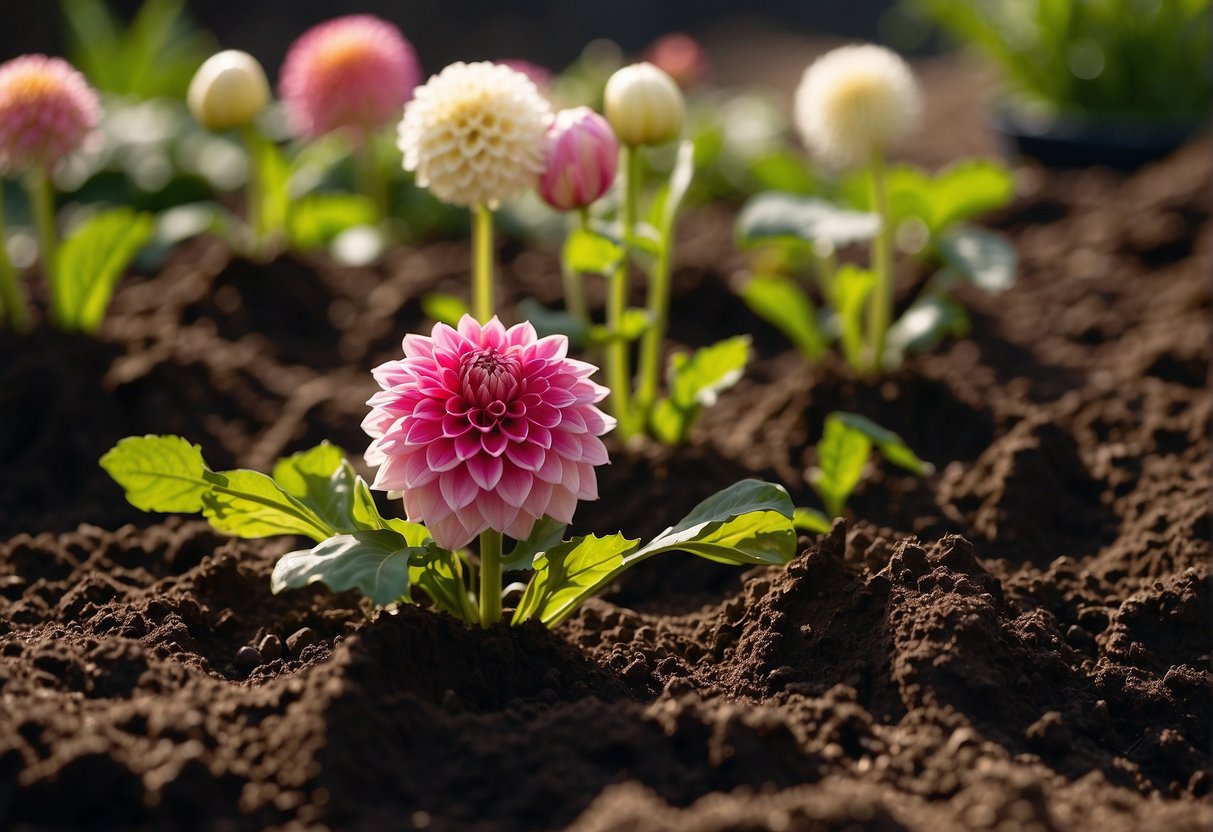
[[478, 529, 503, 628], [0, 184, 30, 332], [561, 209, 590, 327], [605, 145, 637, 439], [355, 140, 388, 220], [636, 150, 672, 420], [472, 202, 494, 322], [28, 166, 59, 326], [240, 124, 264, 256], [866, 147, 893, 374]]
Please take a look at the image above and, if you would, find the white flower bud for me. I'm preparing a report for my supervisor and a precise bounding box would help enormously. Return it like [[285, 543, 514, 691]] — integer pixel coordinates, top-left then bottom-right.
[[188, 50, 271, 131], [604, 62, 685, 146], [794, 44, 921, 167]]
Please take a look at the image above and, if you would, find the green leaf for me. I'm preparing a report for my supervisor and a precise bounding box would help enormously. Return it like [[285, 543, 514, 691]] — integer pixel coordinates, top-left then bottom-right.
[[271, 530, 417, 607], [512, 534, 640, 626], [252, 133, 291, 239], [409, 546, 475, 621], [810, 415, 873, 518], [740, 273, 826, 362], [272, 444, 372, 534], [737, 194, 880, 249], [885, 292, 970, 364], [830, 412, 935, 477], [939, 227, 1017, 293], [423, 293, 471, 327], [515, 479, 797, 627], [667, 336, 751, 410], [649, 399, 687, 446], [832, 265, 876, 371], [54, 208, 155, 332], [201, 469, 332, 542], [99, 435, 210, 513], [518, 298, 590, 346], [588, 308, 651, 346], [288, 193, 377, 251], [748, 149, 820, 195], [929, 159, 1015, 233], [793, 507, 833, 534], [563, 226, 623, 276], [502, 516, 568, 571], [654, 139, 696, 234]]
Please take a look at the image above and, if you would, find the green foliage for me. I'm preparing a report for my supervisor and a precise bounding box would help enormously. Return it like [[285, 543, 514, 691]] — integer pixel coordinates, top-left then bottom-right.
[[737, 194, 880, 249], [808, 413, 933, 519], [938, 227, 1018, 293], [62, 0, 215, 100], [650, 336, 750, 444], [271, 530, 420, 607], [519, 298, 650, 350], [288, 194, 378, 251], [53, 208, 154, 332], [562, 226, 623, 276], [740, 274, 826, 363], [514, 479, 797, 626], [792, 507, 833, 534], [910, 0, 1211, 117], [422, 293, 471, 327]]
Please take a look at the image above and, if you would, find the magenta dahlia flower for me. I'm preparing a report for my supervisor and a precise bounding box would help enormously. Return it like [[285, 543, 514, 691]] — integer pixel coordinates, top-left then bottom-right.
[[280, 14, 421, 142], [364, 316, 614, 550], [0, 55, 100, 174]]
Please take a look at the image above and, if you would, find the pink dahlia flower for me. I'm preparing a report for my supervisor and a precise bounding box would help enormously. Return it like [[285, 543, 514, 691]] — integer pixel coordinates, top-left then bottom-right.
[[0, 55, 100, 174], [280, 14, 421, 142], [644, 33, 709, 89], [539, 107, 618, 212], [364, 315, 614, 550]]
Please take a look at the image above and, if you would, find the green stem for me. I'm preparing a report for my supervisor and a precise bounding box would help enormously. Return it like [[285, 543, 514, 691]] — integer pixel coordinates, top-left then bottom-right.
[[0, 184, 30, 332], [636, 149, 671, 418], [472, 202, 494, 322], [562, 209, 590, 326], [605, 145, 638, 438], [355, 140, 388, 220], [28, 166, 59, 326], [478, 529, 503, 628], [812, 241, 837, 308], [866, 148, 893, 374], [240, 124, 263, 256]]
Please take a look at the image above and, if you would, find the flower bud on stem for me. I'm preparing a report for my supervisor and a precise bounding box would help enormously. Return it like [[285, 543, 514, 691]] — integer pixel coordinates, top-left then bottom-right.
[[240, 124, 265, 258], [478, 528, 503, 628], [27, 165, 58, 322], [561, 209, 591, 327], [865, 148, 892, 373], [636, 152, 674, 420], [606, 146, 637, 439], [472, 203, 495, 323], [0, 185, 30, 332]]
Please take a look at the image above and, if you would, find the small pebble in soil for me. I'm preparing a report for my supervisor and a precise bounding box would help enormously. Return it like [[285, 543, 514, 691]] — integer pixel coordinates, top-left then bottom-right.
[[258, 633, 284, 662], [286, 627, 317, 656], [234, 646, 263, 675]]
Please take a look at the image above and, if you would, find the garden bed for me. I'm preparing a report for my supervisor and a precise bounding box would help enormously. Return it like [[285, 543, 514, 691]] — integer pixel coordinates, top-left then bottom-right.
[[0, 66, 1209, 832]]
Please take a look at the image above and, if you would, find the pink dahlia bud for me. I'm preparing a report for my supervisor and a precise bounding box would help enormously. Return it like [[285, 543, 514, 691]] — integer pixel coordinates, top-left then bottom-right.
[[364, 315, 615, 550], [280, 14, 421, 142], [644, 33, 709, 89], [0, 55, 100, 174], [539, 107, 618, 212]]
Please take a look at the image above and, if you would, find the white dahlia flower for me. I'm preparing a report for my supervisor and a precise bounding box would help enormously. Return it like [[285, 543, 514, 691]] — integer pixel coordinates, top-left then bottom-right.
[[398, 61, 552, 208], [793, 44, 921, 167]]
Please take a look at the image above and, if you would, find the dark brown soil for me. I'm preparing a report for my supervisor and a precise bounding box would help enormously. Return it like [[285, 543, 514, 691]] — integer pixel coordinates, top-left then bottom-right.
[[0, 61, 1209, 831]]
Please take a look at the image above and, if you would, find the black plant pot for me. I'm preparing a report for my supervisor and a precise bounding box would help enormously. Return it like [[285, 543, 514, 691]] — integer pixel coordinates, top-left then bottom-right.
[[989, 102, 1207, 171]]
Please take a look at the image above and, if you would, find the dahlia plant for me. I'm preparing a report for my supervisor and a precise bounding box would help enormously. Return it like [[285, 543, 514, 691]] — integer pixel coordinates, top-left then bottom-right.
[[102, 317, 796, 627], [735, 43, 1018, 372], [0, 54, 152, 333]]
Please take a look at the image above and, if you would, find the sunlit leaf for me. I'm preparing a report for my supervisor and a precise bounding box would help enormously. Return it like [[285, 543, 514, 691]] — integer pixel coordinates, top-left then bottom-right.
[[740, 273, 826, 362], [885, 291, 970, 364], [54, 208, 154, 332], [410, 545, 475, 621], [271, 529, 417, 607], [423, 293, 471, 327], [737, 193, 880, 248], [793, 507, 833, 534], [511, 533, 639, 626], [563, 226, 623, 275], [830, 412, 935, 476], [502, 516, 568, 571], [809, 414, 873, 518], [832, 264, 875, 371], [289, 193, 377, 251], [99, 435, 210, 513], [939, 226, 1017, 292], [201, 469, 332, 542]]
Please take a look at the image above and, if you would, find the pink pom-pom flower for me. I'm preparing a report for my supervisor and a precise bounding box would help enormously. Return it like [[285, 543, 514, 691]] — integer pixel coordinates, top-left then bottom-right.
[[0, 55, 100, 174], [644, 32, 709, 89], [539, 107, 618, 212], [364, 315, 615, 550], [280, 14, 421, 142]]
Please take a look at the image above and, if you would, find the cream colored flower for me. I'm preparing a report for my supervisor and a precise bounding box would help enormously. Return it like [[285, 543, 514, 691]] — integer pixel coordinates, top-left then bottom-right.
[[188, 50, 270, 131], [794, 44, 921, 167], [603, 62, 684, 146], [398, 61, 552, 208]]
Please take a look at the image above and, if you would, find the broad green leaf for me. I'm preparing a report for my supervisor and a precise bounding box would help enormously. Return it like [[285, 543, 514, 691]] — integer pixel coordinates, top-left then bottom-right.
[[252, 133, 291, 239], [423, 293, 471, 327], [271, 529, 417, 607], [737, 194, 880, 249], [842, 165, 934, 232], [885, 291, 970, 364], [502, 516, 568, 571], [810, 415, 873, 518], [588, 308, 651, 346], [832, 265, 875, 371], [201, 469, 332, 542], [272, 444, 369, 534], [99, 435, 210, 513], [793, 507, 833, 534], [649, 398, 688, 446], [930, 159, 1015, 232], [518, 298, 591, 345], [512, 534, 639, 626], [638, 510, 795, 567], [289, 193, 377, 251], [563, 226, 623, 275], [642, 479, 795, 550], [740, 273, 826, 362], [939, 227, 1017, 292], [748, 149, 820, 195], [410, 545, 475, 621], [54, 208, 155, 332], [830, 412, 935, 477], [667, 336, 751, 410]]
